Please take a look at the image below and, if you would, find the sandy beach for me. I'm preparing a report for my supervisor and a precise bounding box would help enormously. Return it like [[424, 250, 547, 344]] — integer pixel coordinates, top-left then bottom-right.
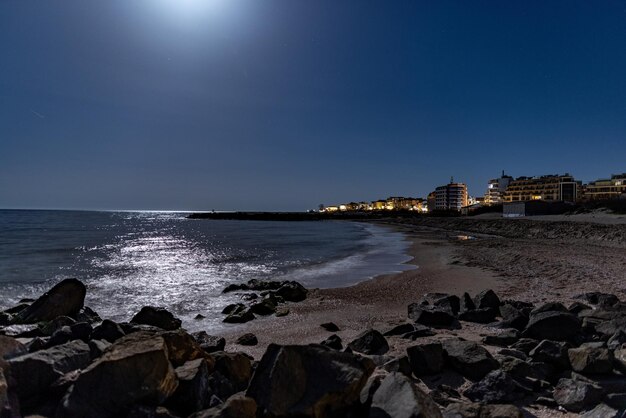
[[222, 213, 626, 355]]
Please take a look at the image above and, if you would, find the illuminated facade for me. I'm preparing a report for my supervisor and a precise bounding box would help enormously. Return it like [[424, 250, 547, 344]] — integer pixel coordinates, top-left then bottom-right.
[[584, 174, 626, 200], [434, 181, 468, 211], [503, 174, 581, 203], [484, 172, 512, 205]]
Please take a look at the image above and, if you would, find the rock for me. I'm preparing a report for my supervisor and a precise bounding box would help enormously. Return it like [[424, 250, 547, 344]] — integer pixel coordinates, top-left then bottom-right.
[[580, 403, 621, 418], [406, 342, 444, 376], [460, 292, 476, 312], [442, 339, 499, 380], [12, 278, 86, 324], [249, 299, 276, 316], [575, 292, 620, 307], [408, 304, 456, 327], [321, 322, 340, 332], [212, 351, 253, 394], [347, 329, 389, 355], [275, 281, 308, 302], [381, 355, 412, 376], [46, 325, 74, 347], [464, 370, 524, 403], [236, 333, 258, 346], [130, 306, 182, 331], [222, 283, 249, 293], [496, 355, 544, 385], [429, 385, 462, 407], [90, 319, 126, 343], [0, 335, 26, 367], [383, 323, 415, 336], [553, 377, 603, 412], [275, 307, 289, 317], [7, 339, 91, 413], [222, 303, 244, 315], [473, 290, 500, 312], [529, 340, 571, 370], [458, 308, 497, 324], [74, 306, 101, 324], [320, 334, 343, 350], [190, 394, 257, 418], [480, 404, 524, 418], [608, 330, 626, 350], [195, 314, 206, 319], [167, 358, 212, 415], [499, 304, 528, 330], [223, 309, 255, 324], [434, 295, 461, 315], [192, 331, 226, 353], [523, 310, 581, 341], [246, 343, 374, 418], [88, 339, 111, 358], [568, 346, 614, 374], [58, 332, 179, 417], [483, 329, 519, 347], [69, 321, 92, 342], [0, 369, 8, 415], [39, 315, 76, 336], [369, 372, 443, 418], [510, 338, 539, 354], [596, 316, 626, 338], [161, 329, 213, 368]]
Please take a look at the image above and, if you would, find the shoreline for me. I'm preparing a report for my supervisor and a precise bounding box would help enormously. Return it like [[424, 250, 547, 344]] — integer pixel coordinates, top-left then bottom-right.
[[219, 223, 505, 358]]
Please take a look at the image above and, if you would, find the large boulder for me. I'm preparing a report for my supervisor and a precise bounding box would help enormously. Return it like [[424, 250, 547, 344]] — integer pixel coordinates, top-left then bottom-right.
[[458, 308, 497, 324], [580, 403, 621, 418], [434, 295, 461, 315], [321, 334, 343, 351], [464, 370, 525, 403], [58, 332, 179, 417], [0, 368, 7, 415], [275, 281, 308, 302], [246, 343, 374, 418], [553, 378, 603, 412], [523, 311, 581, 341], [369, 372, 442, 418], [161, 330, 214, 368], [347, 329, 389, 355], [192, 331, 226, 353], [499, 304, 528, 330], [529, 340, 571, 370], [90, 319, 125, 343], [167, 358, 213, 416], [130, 306, 182, 331], [473, 290, 500, 312], [13, 279, 86, 324], [6, 340, 91, 413], [568, 346, 614, 375], [442, 339, 499, 380], [0, 335, 26, 368], [408, 304, 456, 327], [211, 351, 253, 396], [406, 342, 444, 376]]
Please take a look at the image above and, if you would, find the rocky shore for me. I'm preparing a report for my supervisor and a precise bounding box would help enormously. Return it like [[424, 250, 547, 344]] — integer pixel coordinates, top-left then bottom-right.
[[1, 275, 626, 418]]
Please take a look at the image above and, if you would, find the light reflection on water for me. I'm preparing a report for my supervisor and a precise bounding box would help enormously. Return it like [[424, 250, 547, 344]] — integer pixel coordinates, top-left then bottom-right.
[[0, 210, 414, 331]]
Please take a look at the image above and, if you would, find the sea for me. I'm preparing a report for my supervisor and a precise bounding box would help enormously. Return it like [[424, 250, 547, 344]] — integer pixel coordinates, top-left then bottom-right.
[[0, 210, 414, 331]]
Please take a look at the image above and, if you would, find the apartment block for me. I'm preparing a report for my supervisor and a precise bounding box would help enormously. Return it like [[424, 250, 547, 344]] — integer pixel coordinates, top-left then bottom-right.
[[584, 173, 626, 200], [503, 174, 581, 203]]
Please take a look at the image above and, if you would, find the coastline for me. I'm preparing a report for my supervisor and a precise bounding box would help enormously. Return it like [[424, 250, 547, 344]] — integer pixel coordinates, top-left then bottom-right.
[[219, 222, 505, 358]]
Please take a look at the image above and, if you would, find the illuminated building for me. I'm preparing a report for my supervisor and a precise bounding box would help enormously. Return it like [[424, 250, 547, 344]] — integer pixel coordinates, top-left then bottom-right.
[[434, 179, 468, 211], [484, 171, 512, 205], [584, 174, 626, 200], [503, 174, 581, 203]]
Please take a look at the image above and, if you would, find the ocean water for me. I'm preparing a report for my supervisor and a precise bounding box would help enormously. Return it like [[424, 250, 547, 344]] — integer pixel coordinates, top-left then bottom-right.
[[0, 210, 414, 331]]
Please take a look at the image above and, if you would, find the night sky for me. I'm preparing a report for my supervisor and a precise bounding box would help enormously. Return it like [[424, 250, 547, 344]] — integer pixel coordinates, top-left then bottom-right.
[[2, 1, 626, 211]]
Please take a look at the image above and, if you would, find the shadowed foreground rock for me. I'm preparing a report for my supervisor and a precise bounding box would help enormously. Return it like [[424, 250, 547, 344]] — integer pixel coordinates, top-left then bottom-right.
[[13, 278, 86, 324], [59, 332, 179, 417], [130, 306, 182, 331], [246, 343, 375, 418], [370, 372, 442, 418]]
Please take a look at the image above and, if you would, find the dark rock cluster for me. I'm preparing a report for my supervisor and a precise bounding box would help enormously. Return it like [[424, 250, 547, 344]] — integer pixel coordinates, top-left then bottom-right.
[[221, 279, 308, 323], [1, 280, 625, 417]]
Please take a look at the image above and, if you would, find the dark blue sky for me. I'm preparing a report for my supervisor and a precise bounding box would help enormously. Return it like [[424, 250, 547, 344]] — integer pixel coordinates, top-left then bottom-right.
[[2, 1, 625, 211]]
